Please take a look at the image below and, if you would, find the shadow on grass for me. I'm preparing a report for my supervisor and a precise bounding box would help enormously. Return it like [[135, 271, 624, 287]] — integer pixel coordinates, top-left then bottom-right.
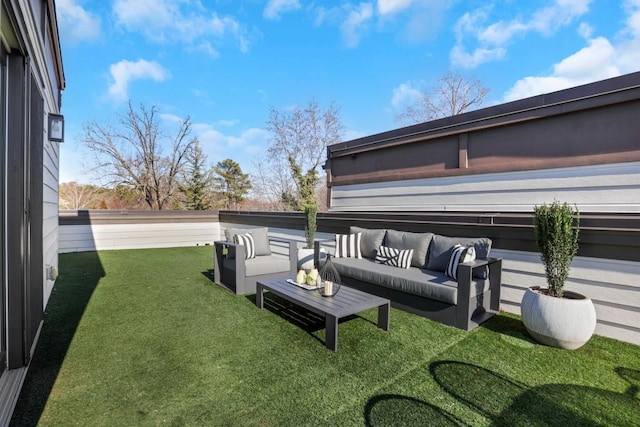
[[364, 394, 463, 426], [245, 293, 360, 347], [201, 269, 215, 282], [429, 361, 640, 426], [10, 251, 105, 427]]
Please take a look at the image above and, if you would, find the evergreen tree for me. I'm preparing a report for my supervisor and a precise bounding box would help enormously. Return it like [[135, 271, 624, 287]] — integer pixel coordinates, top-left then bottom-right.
[[179, 140, 213, 210], [212, 159, 251, 210]]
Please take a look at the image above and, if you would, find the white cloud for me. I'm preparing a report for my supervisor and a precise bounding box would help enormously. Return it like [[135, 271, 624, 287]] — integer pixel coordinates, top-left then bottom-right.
[[502, 1, 640, 102], [391, 82, 422, 109], [113, 0, 250, 53], [56, 0, 101, 44], [108, 59, 170, 101], [451, 0, 593, 68], [503, 37, 619, 102], [341, 3, 374, 48], [190, 122, 271, 170], [377, 0, 413, 16], [263, 0, 301, 20]]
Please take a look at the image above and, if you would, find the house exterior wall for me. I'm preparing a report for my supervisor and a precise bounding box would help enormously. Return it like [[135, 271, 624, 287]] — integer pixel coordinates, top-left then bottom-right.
[[0, 0, 64, 423], [326, 72, 640, 214]]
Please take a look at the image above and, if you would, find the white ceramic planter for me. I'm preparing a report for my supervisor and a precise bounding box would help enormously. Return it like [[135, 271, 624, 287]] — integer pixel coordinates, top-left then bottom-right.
[[297, 248, 315, 271], [521, 287, 597, 350]]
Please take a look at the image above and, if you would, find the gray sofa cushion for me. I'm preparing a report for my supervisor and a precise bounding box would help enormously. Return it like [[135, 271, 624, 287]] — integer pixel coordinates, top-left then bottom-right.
[[223, 254, 290, 277], [384, 229, 434, 268], [427, 235, 492, 278], [350, 226, 386, 259], [225, 227, 271, 256], [331, 257, 488, 305]]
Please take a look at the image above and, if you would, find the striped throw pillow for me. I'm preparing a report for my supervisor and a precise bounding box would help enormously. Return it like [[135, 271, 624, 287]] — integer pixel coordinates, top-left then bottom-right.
[[234, 233, 256, 259], [375, 245, 413, 269], [334, 233, 362, 258], [446, 244, 476, 280]]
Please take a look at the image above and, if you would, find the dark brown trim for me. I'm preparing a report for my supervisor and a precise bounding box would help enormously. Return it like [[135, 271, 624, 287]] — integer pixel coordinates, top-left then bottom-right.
[[59, 210, 220, 226], [219, 210, 640, 263]]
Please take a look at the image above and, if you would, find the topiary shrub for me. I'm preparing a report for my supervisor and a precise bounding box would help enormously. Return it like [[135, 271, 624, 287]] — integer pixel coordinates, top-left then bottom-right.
[[533, 200, 580, 298]]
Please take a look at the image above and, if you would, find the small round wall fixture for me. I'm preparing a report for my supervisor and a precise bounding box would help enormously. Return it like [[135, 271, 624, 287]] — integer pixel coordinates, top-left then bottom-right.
[[318, 255, 341, 297]]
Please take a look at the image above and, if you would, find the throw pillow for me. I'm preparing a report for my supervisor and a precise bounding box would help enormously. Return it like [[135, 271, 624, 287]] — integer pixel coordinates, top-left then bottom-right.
[[225, 227, 271, 256], [375, 245, 413, 269], [445, 244, 476, 280], [335, 233, 362, 259], [234, 233, 256, 259]]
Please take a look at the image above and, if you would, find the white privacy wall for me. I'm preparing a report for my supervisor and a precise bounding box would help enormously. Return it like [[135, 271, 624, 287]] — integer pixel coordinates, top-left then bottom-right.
[[330, 162, 640, 213], [59, 222, 221, 253]]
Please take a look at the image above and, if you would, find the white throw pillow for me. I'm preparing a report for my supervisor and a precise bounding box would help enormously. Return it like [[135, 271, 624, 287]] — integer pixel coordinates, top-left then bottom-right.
[[334, 233, 362, 259], [375, 245, 413, 269], [234, 233, 256, 259], [446, 244, 476, 280]]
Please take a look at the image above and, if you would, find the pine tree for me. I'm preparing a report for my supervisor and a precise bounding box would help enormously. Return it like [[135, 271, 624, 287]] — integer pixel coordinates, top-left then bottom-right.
[[179, 140, 213, 210], [212, 159, 251, 210]]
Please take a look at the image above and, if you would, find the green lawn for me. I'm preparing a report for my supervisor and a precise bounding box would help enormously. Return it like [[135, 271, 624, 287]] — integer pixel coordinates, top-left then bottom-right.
[[11, 246, 640, 426]]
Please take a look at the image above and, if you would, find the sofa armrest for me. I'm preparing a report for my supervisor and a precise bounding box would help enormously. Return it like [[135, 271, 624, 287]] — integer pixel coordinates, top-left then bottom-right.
[[457, 257, 502, 309]]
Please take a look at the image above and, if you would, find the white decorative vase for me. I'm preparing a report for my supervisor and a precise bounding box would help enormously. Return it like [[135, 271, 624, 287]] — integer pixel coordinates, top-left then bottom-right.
[[521, 287, 597, 350], [297, 248, 315, 271]]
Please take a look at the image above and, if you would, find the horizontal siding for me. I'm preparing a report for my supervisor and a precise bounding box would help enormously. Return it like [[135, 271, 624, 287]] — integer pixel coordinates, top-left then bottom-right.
[[59, 222, 221, 253], [330, 162, 640, 213], [43, 137, 59, 305]]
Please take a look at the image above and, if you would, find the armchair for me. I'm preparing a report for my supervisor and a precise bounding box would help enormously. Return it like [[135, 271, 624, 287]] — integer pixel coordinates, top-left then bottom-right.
[[214, 227, 297, 295]]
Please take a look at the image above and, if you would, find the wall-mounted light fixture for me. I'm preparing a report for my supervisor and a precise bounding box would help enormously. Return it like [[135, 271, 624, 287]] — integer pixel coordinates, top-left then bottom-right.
[[48, 113, 64, 142]]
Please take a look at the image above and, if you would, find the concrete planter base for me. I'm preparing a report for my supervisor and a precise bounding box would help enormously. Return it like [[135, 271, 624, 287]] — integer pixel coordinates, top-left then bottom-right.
[[521, 287, 597, 350]]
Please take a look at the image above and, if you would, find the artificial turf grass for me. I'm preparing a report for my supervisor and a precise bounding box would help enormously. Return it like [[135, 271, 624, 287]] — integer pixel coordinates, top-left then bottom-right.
[[10, 246, 640, 426]]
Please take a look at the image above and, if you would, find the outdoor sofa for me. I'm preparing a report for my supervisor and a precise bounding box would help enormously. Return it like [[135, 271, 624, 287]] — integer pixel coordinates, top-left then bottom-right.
[[314, 226, 502, 331]]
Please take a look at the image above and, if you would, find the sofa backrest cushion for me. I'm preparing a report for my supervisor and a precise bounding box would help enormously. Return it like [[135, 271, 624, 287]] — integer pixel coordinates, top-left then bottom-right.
[[427, 235, 492, 278], [225, 227, 272, 256], [350, 226, 386, 259], [384, 229, 434, 268]]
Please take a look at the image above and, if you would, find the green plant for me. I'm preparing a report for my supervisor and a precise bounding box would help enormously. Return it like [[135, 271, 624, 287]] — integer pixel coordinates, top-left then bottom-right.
[[533, 200, 580, 298], [304, 204, 317, 249]]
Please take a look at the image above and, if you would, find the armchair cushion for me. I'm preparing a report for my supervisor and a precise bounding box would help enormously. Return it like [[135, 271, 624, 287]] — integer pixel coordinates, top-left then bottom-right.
[[225, 227, 271, 256], [223, 254, 292, 277]]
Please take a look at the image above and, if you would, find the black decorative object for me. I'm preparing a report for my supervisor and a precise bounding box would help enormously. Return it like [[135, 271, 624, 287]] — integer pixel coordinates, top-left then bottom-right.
[[318, 254, 341, 297]]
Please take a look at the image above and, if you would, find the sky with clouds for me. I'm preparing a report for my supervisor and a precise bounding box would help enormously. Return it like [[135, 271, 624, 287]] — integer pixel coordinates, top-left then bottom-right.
[[57, 0, 640, 184]]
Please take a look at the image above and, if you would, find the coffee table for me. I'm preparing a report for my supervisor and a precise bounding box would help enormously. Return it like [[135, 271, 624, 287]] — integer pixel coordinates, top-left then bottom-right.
[[256, 278, 390, 352]]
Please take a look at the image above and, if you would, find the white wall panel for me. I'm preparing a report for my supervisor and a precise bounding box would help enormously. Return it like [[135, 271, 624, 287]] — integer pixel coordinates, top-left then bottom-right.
[[59, 222, 221, 253], [330, 162, 640, 213]]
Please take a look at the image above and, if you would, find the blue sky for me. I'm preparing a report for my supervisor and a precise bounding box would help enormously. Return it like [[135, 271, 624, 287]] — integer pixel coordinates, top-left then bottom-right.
[[57, 0, 640, 184]]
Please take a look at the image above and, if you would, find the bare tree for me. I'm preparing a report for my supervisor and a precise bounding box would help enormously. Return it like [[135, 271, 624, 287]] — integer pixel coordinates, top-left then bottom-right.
[[396, 72, 490, 125], [83, 102, 196, 210], [59, 182, 101, 209], [259, 99, 345, 210]]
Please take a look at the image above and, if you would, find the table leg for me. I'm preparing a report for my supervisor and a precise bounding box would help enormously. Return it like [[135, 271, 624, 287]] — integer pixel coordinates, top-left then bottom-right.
[[256, 283, 264, 309], [377, 302, 390, 331], [326, 314, 338, 352]]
